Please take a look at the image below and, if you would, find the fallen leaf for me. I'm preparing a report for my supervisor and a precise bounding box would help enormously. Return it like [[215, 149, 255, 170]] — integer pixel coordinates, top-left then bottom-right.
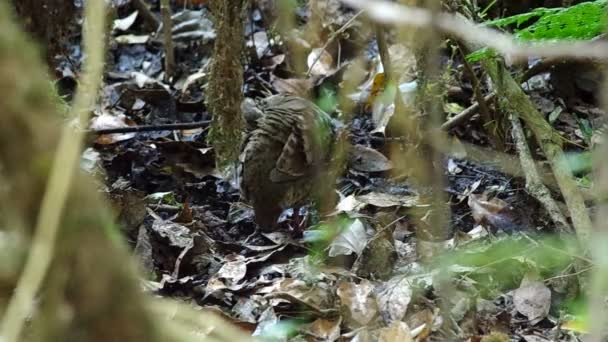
[[307, 48, 334, 76], [513, 276, 551, 321], [90, 112, 136, 144], [249, 31, 270, 58], [468, 193, 522, 233], [114, 34, 149, 44], [348, 145, 393, 172], [113, 11, 139, 32], [377, 321, 413, 342], [357, 192, 419, 208], [305, 317, 342, 341], [337, 280, 378, 326], [328, 219, 368, 257], [375, 276, 413, 323]]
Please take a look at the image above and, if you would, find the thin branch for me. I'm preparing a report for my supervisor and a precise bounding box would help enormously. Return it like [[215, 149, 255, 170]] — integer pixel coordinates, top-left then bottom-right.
[[161, 0, 175, 82], [587, 34, 608, 342], [442, 93, 495, 131], [90, 120, 211, 135], [306, 10, 364, 77], [456, 42, 496, 137]]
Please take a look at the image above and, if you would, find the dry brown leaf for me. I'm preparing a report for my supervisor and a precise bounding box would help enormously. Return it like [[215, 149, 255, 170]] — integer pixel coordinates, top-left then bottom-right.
[[348, 144, 393, 172], [467, 193, 522, 232], [90, 112, 137, 144], [337, 280, 378, 327], [377, 321, 413, 342], [513, 275, 551, 322], [375, 276, 412, 323], [307, 48, 334, 76], [305, 317, 342, 341]]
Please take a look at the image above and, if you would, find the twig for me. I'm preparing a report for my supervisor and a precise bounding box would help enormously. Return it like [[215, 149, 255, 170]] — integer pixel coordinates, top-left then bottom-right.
[[90, 120, 211, 135], [375, 24, 391, 79], [306, 10, 364, 77], [374, 22, 410, 136], [368, 134, 409, 142], [442, 51, 571, 132], [482, 58, 593, 245], [160, 0, 175, 82], [519, 34, 607, 82], [441, 93, 495, 130], [543, 265, 593, 282], [0, 1, 107, 341], [456, 42, 500, 142], [428, 132, 596, 201]]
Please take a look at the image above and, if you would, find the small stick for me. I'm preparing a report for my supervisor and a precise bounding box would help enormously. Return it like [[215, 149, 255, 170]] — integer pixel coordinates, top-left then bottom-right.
[[456, 42, 495, 131], [441, 93, 495, 131], [306, 10, 363, 77], [90, 120, 211, 135], [160, 0, 175, 82]]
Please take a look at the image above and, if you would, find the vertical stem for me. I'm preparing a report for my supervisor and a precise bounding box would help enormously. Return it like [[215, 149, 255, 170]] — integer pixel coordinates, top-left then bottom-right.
[[206, 0, 246, 168], [416, 0, 449, 244], [588, 47, 608, 342], [161, 0, 175, 82]]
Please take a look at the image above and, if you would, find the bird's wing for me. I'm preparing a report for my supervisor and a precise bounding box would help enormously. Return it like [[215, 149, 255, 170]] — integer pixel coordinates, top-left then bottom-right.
[[270, 112, 315, 183], [263, 95, 335, 183]]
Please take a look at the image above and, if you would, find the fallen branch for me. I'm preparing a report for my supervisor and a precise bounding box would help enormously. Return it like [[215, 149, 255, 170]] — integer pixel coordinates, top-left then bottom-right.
[[482, 59, 593, 244], [441, 93, 495, 131], [90, 120, 211, 135], [509, 113, 572, 234]]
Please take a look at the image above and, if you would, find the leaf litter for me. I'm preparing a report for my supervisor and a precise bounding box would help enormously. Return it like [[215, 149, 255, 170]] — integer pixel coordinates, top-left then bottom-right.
[[61, 0, 605, 340]]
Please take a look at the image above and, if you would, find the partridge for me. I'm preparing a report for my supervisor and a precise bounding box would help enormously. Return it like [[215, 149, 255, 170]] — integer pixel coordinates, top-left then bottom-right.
[[240, 94, 337, 231]]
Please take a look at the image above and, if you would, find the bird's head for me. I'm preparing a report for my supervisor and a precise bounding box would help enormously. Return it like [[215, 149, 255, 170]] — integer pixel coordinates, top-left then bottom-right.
[[241, 97, 264, 131]]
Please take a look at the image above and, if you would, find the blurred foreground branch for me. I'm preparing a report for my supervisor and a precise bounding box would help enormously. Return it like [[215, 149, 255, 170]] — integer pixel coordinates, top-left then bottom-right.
[[341, 0, 608, 61], [0, 2, 250, 341]]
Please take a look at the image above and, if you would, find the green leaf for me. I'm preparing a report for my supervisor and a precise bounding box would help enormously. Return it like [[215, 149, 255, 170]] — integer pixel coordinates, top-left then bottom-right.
[[316, 84, 338, 113], [558, 152, 592, 175], [466, 47, 498, 63], [467, 0, 608, 62], [516, 0, 608, 41], [485, 7, 561, 29]]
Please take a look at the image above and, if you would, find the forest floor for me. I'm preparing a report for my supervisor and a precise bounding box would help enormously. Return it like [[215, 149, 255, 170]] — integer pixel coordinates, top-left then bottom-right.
[[45, 0, 605, 340]]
